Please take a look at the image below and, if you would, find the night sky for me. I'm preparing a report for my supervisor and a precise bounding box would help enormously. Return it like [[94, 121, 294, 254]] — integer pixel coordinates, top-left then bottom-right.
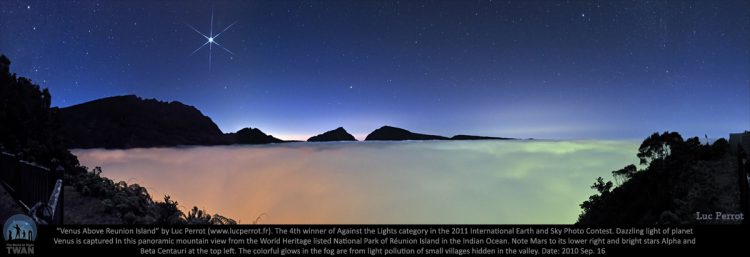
[[1, 0, 748, 140]]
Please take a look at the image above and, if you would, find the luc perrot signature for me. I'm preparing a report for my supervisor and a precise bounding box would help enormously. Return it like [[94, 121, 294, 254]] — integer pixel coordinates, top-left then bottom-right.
[[695, 212, 744, 221]]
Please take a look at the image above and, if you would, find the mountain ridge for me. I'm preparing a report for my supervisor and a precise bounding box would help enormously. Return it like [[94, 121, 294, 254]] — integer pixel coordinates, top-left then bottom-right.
[[308, 127, 357, 142], [59, 96, 516, 148], [364, 126, 449, 141], [59, 95, 229, 149]]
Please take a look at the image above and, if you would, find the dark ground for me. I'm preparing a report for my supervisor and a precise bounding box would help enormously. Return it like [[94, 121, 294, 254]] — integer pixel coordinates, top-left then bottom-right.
[[62, 186, 122, 224], [0, 184, 24, 223]]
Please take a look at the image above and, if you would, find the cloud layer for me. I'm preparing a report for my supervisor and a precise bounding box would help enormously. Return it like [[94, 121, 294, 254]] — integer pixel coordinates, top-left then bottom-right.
[[73, 140, 639, 224]]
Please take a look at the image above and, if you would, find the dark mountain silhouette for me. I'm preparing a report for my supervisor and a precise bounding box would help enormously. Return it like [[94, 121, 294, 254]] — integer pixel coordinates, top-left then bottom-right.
[[225, 127, 283, 144], [56, 94, 515, 147], [308, 127, 357, 142], [59, 95, 229, 149], [1, 54, 235, 225], [364, 126, 449, 141], [451, 135, 512, 140], [364, 126, 515, 141]]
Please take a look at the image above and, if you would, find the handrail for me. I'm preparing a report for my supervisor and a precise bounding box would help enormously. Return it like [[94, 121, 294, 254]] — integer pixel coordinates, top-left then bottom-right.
[[30, 179, 63, 225], [738, 147, 749, 225], [0, 151, 64, 224]]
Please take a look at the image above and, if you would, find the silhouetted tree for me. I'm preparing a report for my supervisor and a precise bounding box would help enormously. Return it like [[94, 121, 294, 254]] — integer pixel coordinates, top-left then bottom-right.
[[612, 164, 638, 185], [154, 196, 182, 225], [709, 138, 729, 158], [592, 177, 613, 194], [637, 131, 684, 165], [579, 177, 614, 223], [183, 206, 237, 225]]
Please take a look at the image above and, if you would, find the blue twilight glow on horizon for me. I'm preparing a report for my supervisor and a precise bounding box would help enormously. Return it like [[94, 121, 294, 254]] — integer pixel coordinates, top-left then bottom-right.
[[0, 0, 748, 140]]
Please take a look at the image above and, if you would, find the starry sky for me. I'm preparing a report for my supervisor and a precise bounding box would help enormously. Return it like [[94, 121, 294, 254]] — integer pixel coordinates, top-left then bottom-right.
[[1, 0, 748, 140]]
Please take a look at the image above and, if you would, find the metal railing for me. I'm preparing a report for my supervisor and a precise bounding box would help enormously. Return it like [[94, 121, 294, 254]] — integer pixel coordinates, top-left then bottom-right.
[[0, 152, 64, 224], [738, 146, 749, 225]]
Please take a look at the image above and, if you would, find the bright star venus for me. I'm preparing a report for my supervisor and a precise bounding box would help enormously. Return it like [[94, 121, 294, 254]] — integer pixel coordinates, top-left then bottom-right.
[[189, 10, 237, 70]]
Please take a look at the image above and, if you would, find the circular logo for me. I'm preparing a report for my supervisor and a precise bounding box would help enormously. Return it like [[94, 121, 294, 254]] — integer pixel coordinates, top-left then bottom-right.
[[3, 214, 36, 242]]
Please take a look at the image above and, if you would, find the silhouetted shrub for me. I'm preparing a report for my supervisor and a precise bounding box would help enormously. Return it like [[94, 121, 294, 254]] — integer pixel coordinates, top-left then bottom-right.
[[578, 131, 737, 224]]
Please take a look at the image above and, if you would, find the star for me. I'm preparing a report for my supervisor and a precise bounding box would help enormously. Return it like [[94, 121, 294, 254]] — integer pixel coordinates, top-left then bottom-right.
[[188, 9, 237, 71]]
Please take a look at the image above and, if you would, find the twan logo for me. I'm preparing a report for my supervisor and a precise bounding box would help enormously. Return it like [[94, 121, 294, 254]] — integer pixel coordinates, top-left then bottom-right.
[[4, 214, 36, 255]]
